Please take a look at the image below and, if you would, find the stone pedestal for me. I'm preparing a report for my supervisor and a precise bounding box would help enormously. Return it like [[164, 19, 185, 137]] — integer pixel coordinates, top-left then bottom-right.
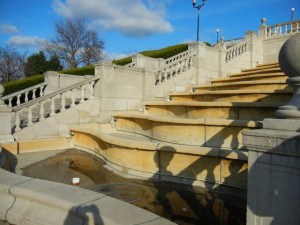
[[243, 119, 300, 225]]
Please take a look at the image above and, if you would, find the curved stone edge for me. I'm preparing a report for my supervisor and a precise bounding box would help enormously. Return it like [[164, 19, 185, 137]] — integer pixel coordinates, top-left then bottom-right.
[[0, 169, 175, 225]]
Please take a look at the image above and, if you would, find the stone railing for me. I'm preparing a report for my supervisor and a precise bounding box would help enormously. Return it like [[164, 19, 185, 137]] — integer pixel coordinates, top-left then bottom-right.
[[154, 49, 197, 85], [214, 37, 244, 50], [12, 76, 100, 132], [1, 82, 47, 108], [225, 40, 250, 62], [126, 62, 136, 68], [265, 20, 300, 38]]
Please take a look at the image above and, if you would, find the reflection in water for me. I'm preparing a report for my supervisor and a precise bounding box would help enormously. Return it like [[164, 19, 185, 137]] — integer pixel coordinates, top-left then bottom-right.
[[19, 149, 246, 225]]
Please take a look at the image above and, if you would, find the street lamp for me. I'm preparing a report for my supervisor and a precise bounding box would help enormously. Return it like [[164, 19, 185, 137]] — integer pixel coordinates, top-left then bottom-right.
[[216, 29, 220, 43], [291, 8, 295, 21], [192, 0, 207, 42]]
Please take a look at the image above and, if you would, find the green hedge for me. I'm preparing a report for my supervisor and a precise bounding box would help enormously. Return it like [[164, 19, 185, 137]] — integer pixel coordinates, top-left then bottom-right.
[[3, 75, 44, 96], [59, 64, 94, 76]]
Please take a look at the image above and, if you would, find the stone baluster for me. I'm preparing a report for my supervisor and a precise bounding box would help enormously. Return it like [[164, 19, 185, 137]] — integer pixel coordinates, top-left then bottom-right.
[[177, 62, 181, 74], [24, 91, 29, 103], [80, 85, 85, 103], [8, 98, 12, 108], [27, 106, 33, 126], [39, 101, 45, 121], [15, 111, 21, 132], [16, 94, 21, 106], [89, 81, 95, 98], [40, 86, 44, 97], [71, 89, 76, 107], [61, 93, 66, 112], [50, 97, 56, 116], [32, 88, 36, 100]]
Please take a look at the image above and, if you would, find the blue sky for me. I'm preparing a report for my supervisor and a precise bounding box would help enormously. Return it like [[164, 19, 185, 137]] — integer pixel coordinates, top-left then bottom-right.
[[0, 0, 299, 60]]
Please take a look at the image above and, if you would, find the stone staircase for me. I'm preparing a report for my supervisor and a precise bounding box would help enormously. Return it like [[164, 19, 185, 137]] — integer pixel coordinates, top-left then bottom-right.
[[71, 62, 290, 192]]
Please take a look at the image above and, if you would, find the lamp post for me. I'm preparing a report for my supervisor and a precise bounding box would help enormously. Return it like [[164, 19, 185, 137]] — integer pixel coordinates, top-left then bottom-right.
[[216, 29, 220, 43], [291, 8, 295, 21], [192, 0, 207, 42]]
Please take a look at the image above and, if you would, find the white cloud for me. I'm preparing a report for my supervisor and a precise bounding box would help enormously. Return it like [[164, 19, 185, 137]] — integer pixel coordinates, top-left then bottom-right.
[[0, 23, 20, 34], [52, 0, 173, 37], [7, 35, 45, 48]]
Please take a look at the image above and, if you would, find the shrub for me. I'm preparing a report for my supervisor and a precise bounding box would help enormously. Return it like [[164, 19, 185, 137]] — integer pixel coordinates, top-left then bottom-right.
[[3, 75, 44, 96]]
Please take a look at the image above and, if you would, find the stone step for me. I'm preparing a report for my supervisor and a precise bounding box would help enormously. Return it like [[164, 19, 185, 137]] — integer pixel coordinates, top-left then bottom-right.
[[143, 101, 283, 120], [193, 80, 289, 92], [228, 67, 283, 78], [212, 72, 286, 84], [241, 63, 279, 72], [113, 111, 262, 149], [169, 89, 291, 103]]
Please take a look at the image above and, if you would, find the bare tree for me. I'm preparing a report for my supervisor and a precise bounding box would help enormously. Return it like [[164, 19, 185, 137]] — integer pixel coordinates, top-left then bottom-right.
[[0, 45, 26, 83], [44, 17, 104, 69]]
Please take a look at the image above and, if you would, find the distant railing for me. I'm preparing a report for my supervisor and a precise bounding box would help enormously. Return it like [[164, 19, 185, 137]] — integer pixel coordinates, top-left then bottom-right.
[[214, 38, 244, 50], [1, 82, 47, 108], [265, 20, 300, 38], [12, 77, 100, 132], [225, 40, 250, 62], [155, 49, 197, 85], [126, 62, 136, 68]]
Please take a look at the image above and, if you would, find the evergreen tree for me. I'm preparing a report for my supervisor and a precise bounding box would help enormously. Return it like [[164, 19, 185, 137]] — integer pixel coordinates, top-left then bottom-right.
[[47, 54, 63, 71], [24, 51, 47, 77]]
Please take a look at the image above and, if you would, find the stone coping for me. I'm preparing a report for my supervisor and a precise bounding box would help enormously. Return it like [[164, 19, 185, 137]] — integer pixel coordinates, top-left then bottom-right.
[[0, 168, 175, 225], [70, 127, 248, 161], [143, 101, 284, 108], [113, 111, 262, 128]]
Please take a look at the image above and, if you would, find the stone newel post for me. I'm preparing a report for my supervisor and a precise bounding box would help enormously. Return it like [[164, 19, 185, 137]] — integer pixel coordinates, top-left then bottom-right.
[[243, 33, 300, 225], [0, 84, 14, 143]]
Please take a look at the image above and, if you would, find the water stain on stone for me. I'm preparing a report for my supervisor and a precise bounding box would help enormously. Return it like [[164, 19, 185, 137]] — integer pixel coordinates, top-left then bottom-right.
[[20, 148, 246, 225]]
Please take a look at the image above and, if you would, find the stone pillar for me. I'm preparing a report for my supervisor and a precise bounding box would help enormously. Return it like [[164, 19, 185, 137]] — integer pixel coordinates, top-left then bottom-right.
[[243, 33, 300, 225], [188, 42, 210, 84], [0, 84, 14, 143]]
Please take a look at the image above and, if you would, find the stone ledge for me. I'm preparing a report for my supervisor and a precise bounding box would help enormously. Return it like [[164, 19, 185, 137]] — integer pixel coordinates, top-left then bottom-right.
[[0, 169, 175, 225], [70, 127, 248, 161]]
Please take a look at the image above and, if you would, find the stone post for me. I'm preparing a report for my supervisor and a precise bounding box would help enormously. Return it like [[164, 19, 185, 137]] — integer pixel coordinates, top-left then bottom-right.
[[258, 18, 267, 38], [243, 33, 300, 225], [0, 84, 14, 143]]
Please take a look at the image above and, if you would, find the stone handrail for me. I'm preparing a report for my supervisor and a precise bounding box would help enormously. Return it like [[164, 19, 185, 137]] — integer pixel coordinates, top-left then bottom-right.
[[12, 76, 100, 132], [225, 40, 250, 62], [155, 49, 197, 85], [265, 20, 300, 38], [1, 82, 47, 108]]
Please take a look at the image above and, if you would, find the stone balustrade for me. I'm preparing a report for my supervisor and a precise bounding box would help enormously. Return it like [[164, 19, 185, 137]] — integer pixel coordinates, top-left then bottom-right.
[[225, 40, 250, 62], [155, 49, 196, 85], [265, 20, 300, 38], [12, 77, 99, 132], [1, 82, 47, 108]]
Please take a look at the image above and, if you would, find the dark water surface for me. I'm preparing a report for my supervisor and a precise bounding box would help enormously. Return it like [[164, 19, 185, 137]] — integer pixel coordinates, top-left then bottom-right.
[[21, 149, 246, 225]]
